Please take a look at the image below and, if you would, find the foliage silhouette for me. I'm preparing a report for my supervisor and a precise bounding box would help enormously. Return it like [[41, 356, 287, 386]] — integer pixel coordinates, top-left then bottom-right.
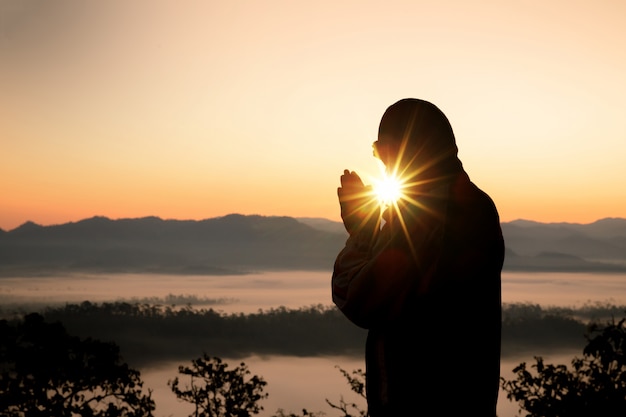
[[0, 313, 155, 417], [501, 315, 626, 416], [23, 300, 607, 367], [39, 302, 367, 365], [268, 365, 368, 417], [270, 409, 322, 417], [168, 354, 268, 417], [325, 366, 368, 417]]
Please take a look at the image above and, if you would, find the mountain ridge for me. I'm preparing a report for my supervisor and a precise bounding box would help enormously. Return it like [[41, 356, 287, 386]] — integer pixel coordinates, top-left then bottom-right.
[[4, 215, 624, 233], [1, 214, 625, 275]]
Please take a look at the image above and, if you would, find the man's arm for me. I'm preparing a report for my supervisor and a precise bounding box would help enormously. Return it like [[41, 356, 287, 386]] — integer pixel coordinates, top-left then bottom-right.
[[332, 228, 414, 329]]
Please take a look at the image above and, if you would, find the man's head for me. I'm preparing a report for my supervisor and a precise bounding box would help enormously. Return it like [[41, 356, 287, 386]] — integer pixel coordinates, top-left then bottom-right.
[[373, 98, 461, 178]]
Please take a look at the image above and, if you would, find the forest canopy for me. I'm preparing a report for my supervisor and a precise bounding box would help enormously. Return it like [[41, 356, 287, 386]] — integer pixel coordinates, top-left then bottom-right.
[[2, 300, 624, 368]]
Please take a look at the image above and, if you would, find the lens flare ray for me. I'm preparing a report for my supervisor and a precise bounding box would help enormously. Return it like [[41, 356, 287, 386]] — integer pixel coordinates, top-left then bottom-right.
[[359, 161, 453, 264]]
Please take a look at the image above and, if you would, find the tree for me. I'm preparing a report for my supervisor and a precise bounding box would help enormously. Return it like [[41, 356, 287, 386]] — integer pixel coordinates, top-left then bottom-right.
[[501, 316, 626, 417], [270, 409, 322, 417], [169, 354, 268, 417], [0, 313, 155, 417], [270, 365, 369, 417], [325, 366, 368, 417]]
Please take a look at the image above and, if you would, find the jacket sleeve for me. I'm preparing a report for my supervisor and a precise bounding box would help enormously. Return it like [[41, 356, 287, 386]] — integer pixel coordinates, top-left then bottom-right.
[[331, 227, 415, 329]]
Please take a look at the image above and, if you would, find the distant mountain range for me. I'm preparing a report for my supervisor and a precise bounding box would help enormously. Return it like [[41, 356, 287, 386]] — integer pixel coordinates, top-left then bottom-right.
[[1, 215, 625, 276], [500, 218, 626, 272]]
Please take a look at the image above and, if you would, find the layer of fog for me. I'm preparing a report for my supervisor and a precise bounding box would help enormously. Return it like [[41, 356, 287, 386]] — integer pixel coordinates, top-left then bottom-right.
[[3, 270, 626, 314]]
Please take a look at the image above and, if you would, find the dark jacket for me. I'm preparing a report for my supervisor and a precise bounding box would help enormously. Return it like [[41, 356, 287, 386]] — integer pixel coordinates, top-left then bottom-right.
[[332, 170, 504, 416]]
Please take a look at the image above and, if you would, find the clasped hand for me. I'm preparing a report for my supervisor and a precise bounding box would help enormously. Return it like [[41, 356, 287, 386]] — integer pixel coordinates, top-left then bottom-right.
[[337, 169, 380, 236]]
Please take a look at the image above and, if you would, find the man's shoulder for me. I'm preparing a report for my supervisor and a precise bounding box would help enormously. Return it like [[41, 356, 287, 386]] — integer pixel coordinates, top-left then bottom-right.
[[453, 173, 498, 208], [450, 174, 502, 230]]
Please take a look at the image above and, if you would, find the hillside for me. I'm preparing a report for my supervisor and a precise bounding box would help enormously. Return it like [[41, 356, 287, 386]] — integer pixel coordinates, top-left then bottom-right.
[[501, 218, 626, 271], [1, 215, 625, 275], [0, 214, 346, 276]]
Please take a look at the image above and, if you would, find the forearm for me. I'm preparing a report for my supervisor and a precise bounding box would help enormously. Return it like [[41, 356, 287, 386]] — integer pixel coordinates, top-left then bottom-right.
[[332, 235, 377, 328], [332, 231, 412, 328]]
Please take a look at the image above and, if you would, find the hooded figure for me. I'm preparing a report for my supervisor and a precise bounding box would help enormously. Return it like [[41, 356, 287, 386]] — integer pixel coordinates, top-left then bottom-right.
[[332, 98, 504, 416]]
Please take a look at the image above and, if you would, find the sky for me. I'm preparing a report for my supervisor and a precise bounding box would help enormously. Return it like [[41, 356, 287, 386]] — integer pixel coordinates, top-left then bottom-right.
[[1, 0, 625, 231]]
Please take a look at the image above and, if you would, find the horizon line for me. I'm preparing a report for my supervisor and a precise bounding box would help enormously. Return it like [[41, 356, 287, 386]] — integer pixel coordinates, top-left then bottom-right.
[[3, 213, 625, 233]]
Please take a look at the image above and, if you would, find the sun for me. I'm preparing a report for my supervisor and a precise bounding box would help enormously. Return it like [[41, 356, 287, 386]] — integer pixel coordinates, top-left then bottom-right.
[[372, 173, 404, 206]]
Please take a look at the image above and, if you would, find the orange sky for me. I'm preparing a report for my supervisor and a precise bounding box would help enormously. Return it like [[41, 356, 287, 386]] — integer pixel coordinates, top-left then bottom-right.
[[2, 0, 625, 231]]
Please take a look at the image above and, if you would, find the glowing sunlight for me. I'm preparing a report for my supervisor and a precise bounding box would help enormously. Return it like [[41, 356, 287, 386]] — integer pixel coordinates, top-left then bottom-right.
[[372, 173, 403, 206]]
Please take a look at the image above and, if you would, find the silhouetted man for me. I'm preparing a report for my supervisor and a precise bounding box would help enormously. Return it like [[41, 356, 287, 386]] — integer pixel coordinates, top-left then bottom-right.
[[332, 98, 504, 416]]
